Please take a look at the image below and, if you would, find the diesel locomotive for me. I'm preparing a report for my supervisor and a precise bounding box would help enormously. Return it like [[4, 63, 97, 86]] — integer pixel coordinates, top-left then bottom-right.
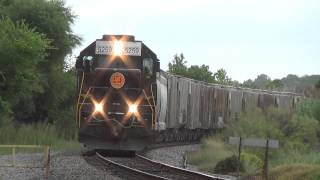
[[76, 35, 160, 151]]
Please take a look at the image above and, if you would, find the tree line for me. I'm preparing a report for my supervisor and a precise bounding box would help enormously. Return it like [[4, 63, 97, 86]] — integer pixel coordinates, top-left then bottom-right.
[[168, 53, 233, 85], [0, 0, 80, 139], [168, 53, 320, 96]]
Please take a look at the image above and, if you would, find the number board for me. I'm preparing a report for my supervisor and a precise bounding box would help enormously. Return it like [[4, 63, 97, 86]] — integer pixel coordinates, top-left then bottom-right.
[[95, 41, 141, 56]]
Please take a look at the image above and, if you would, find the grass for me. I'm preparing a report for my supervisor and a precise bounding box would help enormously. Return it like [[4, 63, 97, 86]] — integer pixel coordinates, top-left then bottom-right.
[[271, 148, 320, 167], [187, 137, 233, 172], [0, 123, 80, 155], [270, 164, 320, 180]]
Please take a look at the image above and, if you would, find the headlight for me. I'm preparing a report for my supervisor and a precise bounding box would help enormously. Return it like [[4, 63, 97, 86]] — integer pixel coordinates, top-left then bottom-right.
[[94, 103, 103, 113], [128, 104, 138, 114], [113, 40, 123, 56]]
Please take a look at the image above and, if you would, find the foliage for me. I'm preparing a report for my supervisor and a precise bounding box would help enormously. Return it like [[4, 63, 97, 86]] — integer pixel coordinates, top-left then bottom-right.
[[168, 53, 188, 76], [0, 96, 11, 126], [214, 155, 242, 174], [187, 65, 214, 83], [270, 164, 320, 180], [295, 98, 320, 122], [240, 152, 263, 175], [0, 0, 80, 139], [0, 17, 50, 103], [187, 137, 233, 171], [190, 104, 320, 178], [225, 108, 284, 140], [168, 53, 232, 84], [0, 0, 81, 63], [242, 73, 320, 92], [213, 68, 232, 85], [254, 74, 271, 88], [0, 17, 50, 123], [286, 115, 319, 146], [266, 79, 284, 91]]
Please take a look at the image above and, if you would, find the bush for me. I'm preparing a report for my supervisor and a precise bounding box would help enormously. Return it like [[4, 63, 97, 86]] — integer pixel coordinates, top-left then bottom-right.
[[296, 98, 320, 122], [241, 152, 263, 175], [214, 152, 263, 175], [188, 137, 233, 172], [214, 155, 242, 174], [285, 115, 319, 146], [225, 108, 284, 140]]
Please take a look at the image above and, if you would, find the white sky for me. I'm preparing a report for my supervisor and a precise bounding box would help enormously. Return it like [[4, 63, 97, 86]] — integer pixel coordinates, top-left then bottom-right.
[[66, 0, 320, 82]]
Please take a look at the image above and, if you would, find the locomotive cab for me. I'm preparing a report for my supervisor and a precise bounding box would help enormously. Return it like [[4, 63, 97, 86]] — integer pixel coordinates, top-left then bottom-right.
[[76, 35, 160, 151]]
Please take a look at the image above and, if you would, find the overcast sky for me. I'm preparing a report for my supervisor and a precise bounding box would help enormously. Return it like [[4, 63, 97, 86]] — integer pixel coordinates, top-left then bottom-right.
[[66, 0, 320, 82]]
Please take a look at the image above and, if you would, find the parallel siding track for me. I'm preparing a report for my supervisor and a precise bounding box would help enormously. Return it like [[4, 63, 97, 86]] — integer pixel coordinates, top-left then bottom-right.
[[88, 152, 230, 180]]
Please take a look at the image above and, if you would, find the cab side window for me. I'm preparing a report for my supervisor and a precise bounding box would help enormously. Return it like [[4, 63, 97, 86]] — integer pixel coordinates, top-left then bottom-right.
[[143, 58, 153, 77]]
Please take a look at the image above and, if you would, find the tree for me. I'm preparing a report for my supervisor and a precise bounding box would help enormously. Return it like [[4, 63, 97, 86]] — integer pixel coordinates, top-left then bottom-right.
[[187, 65, 214, 83], [242, 79, 255, 88], [254, 74, 271, 88], [266, 79, 284, 91], [0, 17, 50, 124], [214, 68, 232, 85], [168, 53, 188, 76], [0, 0, 81, 137]]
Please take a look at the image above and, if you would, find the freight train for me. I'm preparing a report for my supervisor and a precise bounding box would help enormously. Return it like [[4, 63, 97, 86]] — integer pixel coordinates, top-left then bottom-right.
[[76, 35, 301, 151]]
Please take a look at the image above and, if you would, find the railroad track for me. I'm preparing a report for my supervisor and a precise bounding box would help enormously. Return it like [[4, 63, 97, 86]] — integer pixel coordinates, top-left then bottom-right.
[[92, 151, 230, 180]]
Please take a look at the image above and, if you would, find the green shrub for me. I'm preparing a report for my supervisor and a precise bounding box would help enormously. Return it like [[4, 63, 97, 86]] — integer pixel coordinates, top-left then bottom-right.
[[225, 108, 284, 140], [188, 137, 233, 172], [214, 155, 241, 174], [265, 107, 293, 131], [241, 152, 263, 175], [286, 115, 319, 146], [296, 98, 320, 122]]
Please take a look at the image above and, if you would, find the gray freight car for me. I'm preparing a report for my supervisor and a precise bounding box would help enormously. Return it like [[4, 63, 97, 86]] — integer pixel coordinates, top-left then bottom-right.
[[155, 71, 301, 141]]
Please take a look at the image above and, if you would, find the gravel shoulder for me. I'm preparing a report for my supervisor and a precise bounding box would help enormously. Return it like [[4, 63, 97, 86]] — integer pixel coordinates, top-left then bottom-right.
[[0, 144, 235, 180], [0, 150, 120, 180], [144, 144, 236, 180]]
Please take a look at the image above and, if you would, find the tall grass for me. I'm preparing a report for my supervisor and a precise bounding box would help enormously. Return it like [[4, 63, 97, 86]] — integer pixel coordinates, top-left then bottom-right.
[[0, 123, 80, 154], [270, 164, 320, 180]]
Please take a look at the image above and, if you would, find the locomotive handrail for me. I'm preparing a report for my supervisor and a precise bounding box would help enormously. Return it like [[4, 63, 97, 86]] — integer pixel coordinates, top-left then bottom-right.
[[143, 89, 155, 129], [77, 87, 92, 128], [76, 71, 85, 126], [150, 84, 157, 129]]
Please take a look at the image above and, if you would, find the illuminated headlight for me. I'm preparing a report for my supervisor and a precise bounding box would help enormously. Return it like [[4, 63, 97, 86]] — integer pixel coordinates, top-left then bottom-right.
[[94, 103, 103, 113], [128, 104, 138, 114], [113, 40, 123, 56]]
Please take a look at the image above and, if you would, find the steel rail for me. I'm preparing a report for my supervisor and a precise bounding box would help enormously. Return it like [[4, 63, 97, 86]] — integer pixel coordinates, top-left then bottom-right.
[[96, 152, 169, 180], [96, 151, 230, 180], [136, 154, 230, 180]]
